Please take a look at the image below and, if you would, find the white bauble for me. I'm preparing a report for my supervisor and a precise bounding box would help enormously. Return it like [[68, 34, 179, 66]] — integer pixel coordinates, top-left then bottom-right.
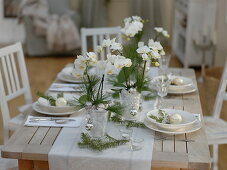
[[169, 113, 182, 124], [38, 97, 50, 106], [172, 78, 184, 85], [55, 97, 67, 107]]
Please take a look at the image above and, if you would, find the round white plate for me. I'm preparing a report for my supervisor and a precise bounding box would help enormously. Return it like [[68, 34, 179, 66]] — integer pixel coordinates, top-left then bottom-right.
[[144, 117, 202, 135], [57, 72, 84, 84], [147, 109, 197, 130], [169, 76, 193, 90], [32, 102, 77, 116], [168, 85, 197, 94]]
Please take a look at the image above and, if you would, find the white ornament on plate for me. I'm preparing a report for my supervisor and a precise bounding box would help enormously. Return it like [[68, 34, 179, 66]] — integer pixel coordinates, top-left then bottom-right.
[[56, 97, 67, 107]]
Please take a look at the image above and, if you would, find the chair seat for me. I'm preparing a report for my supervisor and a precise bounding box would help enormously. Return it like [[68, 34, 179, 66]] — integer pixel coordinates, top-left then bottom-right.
[[8, 114, 26, 131], [17, 104, 32, 114], [204, 116, 227, 145], [0, 145, 18, 170]]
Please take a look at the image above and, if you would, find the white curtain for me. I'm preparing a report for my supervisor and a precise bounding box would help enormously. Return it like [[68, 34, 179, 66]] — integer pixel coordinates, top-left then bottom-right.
[[129, 0, 163, 41], [79, 0, 108, 27]]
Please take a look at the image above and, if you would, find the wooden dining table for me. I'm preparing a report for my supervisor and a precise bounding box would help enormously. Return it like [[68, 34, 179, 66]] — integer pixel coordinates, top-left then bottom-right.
[[1, 67, 211, 170]]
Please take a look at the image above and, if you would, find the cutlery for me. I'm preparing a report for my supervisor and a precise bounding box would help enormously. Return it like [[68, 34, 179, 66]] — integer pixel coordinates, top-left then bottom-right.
[[29, 117, 76, 123]]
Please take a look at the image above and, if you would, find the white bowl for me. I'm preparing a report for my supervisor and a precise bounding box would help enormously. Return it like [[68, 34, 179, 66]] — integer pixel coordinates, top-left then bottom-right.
[[146, 109, 197, 130], [34, 102, 75, 113]]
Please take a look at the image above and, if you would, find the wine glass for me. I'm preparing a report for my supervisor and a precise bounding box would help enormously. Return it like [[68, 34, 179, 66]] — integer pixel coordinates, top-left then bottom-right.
[[154, 76, 171, 109]]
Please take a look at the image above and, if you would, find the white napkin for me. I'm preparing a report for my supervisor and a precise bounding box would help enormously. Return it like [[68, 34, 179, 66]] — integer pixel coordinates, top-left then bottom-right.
[[24, 115, 82, 128], [48, 83, 82, 92]]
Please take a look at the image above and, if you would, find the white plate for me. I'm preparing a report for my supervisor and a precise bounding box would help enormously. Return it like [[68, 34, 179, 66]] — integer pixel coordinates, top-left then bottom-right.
[[169, 76, 193, 90], [147, 109, 197, 130], [144, 117, 202, 135], [32, 102, 77, 116], [168, 85, 197, 94], [49, 83, 83, 92], [57, 72, 84, 84]]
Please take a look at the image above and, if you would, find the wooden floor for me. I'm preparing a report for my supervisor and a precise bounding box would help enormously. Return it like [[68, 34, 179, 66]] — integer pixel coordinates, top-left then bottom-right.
[[1, 55, 227, 170]]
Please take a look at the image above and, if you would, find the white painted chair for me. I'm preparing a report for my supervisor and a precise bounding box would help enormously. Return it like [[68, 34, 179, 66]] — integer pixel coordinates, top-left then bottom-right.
[[204, 59, 227, 170], [0, 43, 32, 144], [81, 26, 122, 60]]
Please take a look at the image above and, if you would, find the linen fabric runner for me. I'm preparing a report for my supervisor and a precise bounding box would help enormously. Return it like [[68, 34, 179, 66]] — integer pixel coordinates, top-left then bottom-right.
[[48, 102, 155, 170]]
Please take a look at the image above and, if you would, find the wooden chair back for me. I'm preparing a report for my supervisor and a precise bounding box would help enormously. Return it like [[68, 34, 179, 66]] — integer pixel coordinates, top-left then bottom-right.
[[0, 43, 32, 141], [212, 59, 227, 118], [81, 26, 122, 60]]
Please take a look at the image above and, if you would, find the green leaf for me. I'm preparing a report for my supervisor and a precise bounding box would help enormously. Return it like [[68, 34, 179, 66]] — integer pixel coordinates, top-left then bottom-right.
[[57, 92, 64, 98]]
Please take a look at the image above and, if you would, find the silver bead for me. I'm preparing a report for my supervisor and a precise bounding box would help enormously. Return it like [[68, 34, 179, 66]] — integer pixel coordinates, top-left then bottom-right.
[[85, 118, 93, 131], [130, 109, 138, 116]]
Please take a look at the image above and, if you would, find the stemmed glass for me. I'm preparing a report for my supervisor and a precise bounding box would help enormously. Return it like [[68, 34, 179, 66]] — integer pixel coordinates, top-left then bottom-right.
[[154, 76, 171, 109]]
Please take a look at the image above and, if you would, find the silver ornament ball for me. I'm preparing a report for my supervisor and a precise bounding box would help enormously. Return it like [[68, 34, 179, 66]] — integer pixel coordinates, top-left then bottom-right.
[[130, 109, 138, 116]]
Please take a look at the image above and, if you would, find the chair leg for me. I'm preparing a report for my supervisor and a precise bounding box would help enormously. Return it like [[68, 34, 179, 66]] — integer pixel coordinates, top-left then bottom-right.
[[213, 144, 218, 170], [3, 128, 9, 144]]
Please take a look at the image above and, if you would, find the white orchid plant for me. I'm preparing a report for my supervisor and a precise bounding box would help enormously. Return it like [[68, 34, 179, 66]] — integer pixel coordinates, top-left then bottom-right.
[[73, 47, 131, 113], [107, 16, 170, 95]]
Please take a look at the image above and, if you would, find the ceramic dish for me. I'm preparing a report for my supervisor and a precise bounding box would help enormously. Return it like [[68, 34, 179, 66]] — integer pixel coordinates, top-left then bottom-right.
[[57, 72, 84, 83], [32, 102, 76, 116], [168, 85, 197, 94], [147, 109, 197, 130], [144, 117, 201, 135]]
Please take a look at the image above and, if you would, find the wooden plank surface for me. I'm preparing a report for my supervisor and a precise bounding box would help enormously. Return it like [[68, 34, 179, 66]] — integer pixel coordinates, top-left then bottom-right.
[[1, 68, 211, 170]]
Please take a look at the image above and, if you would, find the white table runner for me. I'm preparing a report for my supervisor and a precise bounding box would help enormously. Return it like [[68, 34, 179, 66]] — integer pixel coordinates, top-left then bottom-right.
[[49, 101, 155, 170]]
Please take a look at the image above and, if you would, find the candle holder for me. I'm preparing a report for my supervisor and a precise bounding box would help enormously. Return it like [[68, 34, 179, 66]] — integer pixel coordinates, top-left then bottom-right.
[[193, 35, 215, 83]]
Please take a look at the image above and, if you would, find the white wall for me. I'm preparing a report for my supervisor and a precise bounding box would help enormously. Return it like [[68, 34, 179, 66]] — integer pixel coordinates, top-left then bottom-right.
[[0, 0, 25, 44], [215, 0, 227, 66]]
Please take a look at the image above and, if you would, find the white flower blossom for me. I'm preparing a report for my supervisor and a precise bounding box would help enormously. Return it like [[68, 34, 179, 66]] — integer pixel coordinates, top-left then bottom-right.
[[114, 57, 126, 69], [136, 46, 151, 54], [162, 30, 170, 38], [105, 62, 117, 75], [110, 42, 123, 51], [154, 27, 170, 38], [102, 38, 116, 47], [121, 16, 143, 37], [86, 52, 97, 59], [142, 53, 149, 61], [132, 16, 142, 21], [107, 53, 117, 64], [160, 50, 166, 56], [96, 45, 103, 53], [124, 58, 132, 67], [151, 50, 161, 58], [154, 27, 164, 33], [148, 39, 163, 51]]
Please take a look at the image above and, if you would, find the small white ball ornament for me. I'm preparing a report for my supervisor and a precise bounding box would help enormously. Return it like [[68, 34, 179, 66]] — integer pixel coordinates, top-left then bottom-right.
[[172, 78, 184, 86], [169, 113, 182, 124], [38, 97, 50, 106], [55, 97, 67, 107]]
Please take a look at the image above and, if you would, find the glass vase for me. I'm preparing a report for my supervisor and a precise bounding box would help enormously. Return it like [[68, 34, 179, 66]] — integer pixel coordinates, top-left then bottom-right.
[[90, 109, 108, 138], [120, 88, 141, 120]]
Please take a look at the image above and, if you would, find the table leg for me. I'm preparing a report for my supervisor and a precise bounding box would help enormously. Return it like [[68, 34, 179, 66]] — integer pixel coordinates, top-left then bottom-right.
[[19, 160, 49, 170]]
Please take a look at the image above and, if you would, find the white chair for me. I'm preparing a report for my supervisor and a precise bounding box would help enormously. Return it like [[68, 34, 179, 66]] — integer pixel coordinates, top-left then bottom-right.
[[0, 42, 32, 144], [204, 59, 227, 170], [81, 26, 122, 60]]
